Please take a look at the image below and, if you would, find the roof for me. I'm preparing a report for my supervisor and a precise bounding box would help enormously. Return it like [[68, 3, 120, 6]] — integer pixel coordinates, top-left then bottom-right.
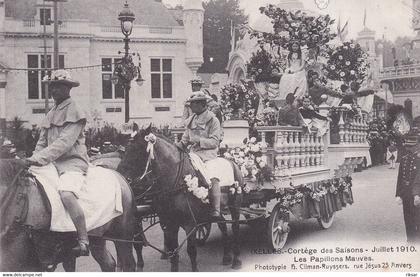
[[5, 0, 180, 27]]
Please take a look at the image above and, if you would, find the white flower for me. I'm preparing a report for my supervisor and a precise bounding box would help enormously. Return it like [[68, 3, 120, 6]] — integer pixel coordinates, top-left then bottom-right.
[[338, 55, 343, 60], [229, 188, 236, 194], [350, 43, 355, 48], [345, 61, 351, 66], [259, 161, 267, 168], [340, 72, 345, 77], [250, 145, 260, 152], [241, 165, 249, 177], [330, 65, 336, 70], [184, 174, 192, 183], [350, 70, 355, 75], [256, 157, 262, 163], [250, 137, 257, 143]]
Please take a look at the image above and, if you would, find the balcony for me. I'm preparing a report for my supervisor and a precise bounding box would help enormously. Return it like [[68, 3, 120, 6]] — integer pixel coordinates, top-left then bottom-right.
[[379, 63, 420, 80]]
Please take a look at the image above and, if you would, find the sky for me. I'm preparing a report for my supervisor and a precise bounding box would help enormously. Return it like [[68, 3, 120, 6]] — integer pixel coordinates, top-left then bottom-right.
[[163, 0, 418, 41]]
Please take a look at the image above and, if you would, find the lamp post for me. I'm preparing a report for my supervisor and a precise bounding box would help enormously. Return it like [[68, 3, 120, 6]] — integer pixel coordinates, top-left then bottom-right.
[[114, 1, 144, 123]]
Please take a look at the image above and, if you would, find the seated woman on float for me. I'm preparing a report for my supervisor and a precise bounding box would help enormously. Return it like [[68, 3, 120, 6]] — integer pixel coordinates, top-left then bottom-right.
[[298, 95, 330, 136]]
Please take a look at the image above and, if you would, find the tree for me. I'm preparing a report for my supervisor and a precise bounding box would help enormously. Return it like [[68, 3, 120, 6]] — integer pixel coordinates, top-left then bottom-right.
[[199, 0, 248, 73]]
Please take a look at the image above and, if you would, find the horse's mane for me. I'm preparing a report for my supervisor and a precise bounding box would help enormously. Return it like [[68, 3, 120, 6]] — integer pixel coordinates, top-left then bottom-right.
[[0, 159, 22, 186], [155, 133, 177, 147]]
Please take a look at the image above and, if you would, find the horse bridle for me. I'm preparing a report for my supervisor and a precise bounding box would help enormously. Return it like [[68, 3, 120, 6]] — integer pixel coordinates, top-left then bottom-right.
[[132, 134, 187, 200]]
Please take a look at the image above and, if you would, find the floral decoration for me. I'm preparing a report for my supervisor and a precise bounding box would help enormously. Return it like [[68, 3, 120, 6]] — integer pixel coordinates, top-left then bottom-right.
[[220, 83, 260, 125], [229, 181, 243, 195], [223, 137, 273, 185], [246, 48, 286, 82], [250, 5, 336, 51], [256, 100, 278, 126], [184, 174, 209, 204], [323, 40, 370, 85]]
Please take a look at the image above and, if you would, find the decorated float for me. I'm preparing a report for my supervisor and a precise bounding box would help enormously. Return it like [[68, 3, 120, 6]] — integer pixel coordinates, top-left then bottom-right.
[[167, 2, 379, 250]]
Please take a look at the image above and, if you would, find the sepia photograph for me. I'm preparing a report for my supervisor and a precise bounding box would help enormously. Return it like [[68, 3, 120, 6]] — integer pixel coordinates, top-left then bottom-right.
[[0, 0, 419, 273]]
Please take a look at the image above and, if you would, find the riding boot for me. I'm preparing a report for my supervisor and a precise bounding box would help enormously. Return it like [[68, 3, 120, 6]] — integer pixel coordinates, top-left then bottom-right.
[[209, 179, 221, 220], [59, 191, 90, 257]]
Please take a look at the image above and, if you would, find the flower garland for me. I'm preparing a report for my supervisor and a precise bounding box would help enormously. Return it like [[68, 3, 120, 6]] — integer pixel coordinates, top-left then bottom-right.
[[323, 41, 369, 85], [184, 175, 209, 204], [223, 137, 273, 185], [219, 83, 260, 125]]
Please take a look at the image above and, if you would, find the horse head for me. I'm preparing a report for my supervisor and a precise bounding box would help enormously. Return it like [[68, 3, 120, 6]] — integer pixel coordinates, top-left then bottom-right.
[[117, 124, 153, 185]]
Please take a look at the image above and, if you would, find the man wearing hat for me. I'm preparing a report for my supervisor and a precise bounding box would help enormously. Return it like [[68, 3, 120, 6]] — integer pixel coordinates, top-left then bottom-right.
[[182, 76, 205, 124], [396, 137, 420, 244], [178, 91, 222, 218], [18, 70, 90, 256]]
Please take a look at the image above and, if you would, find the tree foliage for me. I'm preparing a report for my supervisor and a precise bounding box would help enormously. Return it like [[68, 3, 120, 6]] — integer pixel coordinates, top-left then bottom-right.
[[199, 0, 248, 73]]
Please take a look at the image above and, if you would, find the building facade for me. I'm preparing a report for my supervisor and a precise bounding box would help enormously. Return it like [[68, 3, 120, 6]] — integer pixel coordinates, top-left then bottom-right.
[[0, 0, 204, 130]]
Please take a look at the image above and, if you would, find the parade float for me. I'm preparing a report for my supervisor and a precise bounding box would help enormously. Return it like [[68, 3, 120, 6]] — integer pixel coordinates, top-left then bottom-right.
[[166, 2, 375, 250]]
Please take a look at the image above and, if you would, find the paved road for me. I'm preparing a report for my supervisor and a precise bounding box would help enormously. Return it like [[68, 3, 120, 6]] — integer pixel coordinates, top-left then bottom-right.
[[61, 164, 416, 272]]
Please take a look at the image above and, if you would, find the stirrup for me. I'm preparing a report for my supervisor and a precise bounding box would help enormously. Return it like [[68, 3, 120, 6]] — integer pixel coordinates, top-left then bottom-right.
[[72, 240, 90, 257]]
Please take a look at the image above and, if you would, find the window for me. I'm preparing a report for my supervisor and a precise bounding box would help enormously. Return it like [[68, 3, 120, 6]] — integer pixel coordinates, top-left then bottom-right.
[[40, 8, 51, 26], [27, 54, 64, 99], [101, 58, 124, 99], [151, 58, 172, 99]]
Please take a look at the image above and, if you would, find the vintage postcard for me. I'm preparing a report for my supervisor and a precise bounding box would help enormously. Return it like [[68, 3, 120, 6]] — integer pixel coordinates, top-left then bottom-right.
[[0, 0, 419, 274]]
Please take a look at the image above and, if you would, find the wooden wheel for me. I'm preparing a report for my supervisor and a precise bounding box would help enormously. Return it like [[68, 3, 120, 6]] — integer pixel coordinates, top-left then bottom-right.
[[267, 204, 289, 250], [317, 212, 335, 229], [196, 223, 211, 246]]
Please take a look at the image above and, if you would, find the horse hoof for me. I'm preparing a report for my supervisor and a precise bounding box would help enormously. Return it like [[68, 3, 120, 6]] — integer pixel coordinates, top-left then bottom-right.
[[222, 255, 233, 265], [136, 266, 144, 272], [231, 259, 242, 270], [192, 267, 199, 272]]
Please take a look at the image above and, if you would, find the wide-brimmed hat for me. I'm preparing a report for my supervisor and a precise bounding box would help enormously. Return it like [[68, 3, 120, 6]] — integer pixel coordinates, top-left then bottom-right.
[[186, 91, 212, 103], [189, 76, 204, 85], [43, 70, 80, 88]]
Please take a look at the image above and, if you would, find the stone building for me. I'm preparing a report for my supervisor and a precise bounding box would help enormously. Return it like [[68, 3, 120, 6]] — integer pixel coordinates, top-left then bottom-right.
[[0, 0, 204, 131]]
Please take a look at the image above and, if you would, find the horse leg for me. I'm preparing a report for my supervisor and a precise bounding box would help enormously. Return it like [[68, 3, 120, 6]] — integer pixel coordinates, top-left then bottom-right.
[[114, 241, 136, 272], [185, 225, 198, 271], [62, 256, 76, 272], [90, 238, 116, 272], [230, 207, 242, 269], [217, 221, 233, 265], [133, 232, 145, 271], [166, 224, 180, 272], [160, 222, 169, 260]]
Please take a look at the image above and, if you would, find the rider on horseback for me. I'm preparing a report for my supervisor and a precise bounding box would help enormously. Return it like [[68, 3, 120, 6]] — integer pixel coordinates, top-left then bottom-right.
[[177, 91, 222, 219], [18, 70, 90, 257]]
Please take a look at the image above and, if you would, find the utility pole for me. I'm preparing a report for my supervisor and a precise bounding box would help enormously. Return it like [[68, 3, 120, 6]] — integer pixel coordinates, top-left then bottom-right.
[[45, 0, 66, 69], [42, 0, 49, 114], [53, 0, 58, 69]]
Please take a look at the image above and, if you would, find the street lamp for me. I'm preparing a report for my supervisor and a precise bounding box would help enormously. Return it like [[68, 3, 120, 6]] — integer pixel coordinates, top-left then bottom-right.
[[113, 1, 144, 123]]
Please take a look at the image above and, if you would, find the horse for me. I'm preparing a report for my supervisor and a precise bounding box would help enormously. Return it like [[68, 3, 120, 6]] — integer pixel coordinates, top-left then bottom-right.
[[117, 126, 244, 271], [0, 159, 138, 272]]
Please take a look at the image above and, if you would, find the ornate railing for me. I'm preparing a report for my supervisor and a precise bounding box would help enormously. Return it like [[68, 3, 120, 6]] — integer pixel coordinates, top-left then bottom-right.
[[333, 108, 369, 145], [255, 126, 327, 174]]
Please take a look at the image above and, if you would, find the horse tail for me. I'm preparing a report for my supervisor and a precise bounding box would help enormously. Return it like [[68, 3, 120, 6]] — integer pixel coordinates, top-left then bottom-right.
[[226, 159, 244, 187]]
